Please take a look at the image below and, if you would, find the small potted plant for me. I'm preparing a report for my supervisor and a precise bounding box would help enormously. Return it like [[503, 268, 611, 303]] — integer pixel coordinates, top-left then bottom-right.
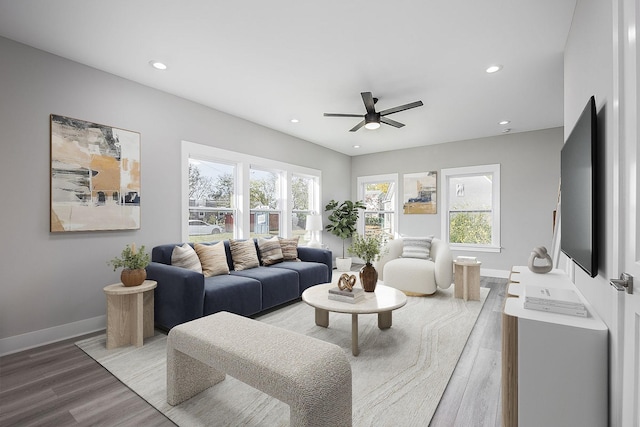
[[108, 243, 151, 287], [348, 233, 388, 292], [325, 199, 366, 271]]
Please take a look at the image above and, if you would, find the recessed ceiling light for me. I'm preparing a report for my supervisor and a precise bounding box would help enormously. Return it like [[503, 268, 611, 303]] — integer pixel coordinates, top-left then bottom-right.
[[353, 145, 361, 149], [149, 60, 168, 70], [290, 118, 299, 123], [486, 65, 502, 73], [502, 128, 512, 133], [499, 120, 510, 125]]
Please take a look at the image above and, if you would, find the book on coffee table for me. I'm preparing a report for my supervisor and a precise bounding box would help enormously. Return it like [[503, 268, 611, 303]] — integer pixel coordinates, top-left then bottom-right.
[[328, 287, 364, 303]]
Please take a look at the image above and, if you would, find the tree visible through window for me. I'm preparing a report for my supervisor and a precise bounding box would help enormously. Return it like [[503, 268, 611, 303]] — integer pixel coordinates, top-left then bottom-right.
[[292, 175, 317, 242], [188, 159, 235, 242], [441, 165, 500, 251], [183, 142, 321, 243], [250, 168, 280, 238], [358, 174, 397, 239]]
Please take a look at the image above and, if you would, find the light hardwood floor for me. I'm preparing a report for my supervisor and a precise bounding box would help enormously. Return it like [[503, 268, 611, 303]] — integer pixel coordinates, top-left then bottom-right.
[[0, 277, 507, 427], [430, 276, 507, 427]]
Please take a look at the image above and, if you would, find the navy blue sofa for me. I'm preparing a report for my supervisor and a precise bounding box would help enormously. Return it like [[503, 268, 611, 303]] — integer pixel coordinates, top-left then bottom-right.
[[147, 240, 332, 331]]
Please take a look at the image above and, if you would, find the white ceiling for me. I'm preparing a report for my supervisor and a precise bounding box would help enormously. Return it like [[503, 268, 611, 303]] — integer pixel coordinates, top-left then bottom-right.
[[0, 0, 576, 156]]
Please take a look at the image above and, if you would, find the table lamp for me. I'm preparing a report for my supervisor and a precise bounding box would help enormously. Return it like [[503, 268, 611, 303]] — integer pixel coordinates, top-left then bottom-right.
[[305, 214, 323, 248]]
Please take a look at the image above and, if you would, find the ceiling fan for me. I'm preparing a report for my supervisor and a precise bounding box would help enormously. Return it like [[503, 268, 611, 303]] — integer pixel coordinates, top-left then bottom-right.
[[324, 92, 424, 132]]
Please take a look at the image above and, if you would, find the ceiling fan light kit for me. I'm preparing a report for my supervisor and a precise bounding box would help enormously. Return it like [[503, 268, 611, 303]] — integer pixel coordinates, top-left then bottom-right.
[[324, 92, 423, 132], [364, 113, 381, 130]]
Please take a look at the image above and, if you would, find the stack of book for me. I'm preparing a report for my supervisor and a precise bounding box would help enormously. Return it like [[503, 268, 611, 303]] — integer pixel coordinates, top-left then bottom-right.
[[523, 285, 587, 317], [328, 287, 365, 304]]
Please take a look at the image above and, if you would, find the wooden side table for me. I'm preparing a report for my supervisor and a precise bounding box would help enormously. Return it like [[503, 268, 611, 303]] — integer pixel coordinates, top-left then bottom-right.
[[103, 280, 157, 349], [453, 260, 481, 301]]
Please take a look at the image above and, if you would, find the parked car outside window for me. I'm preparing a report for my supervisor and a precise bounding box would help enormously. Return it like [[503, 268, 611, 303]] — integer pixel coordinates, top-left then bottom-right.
[[188, 220, 223, 235]]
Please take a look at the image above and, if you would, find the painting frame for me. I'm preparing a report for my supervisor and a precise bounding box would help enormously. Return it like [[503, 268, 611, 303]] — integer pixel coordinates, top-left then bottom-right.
[[50, 114, 141, 232], [403, 171, 437, 214]]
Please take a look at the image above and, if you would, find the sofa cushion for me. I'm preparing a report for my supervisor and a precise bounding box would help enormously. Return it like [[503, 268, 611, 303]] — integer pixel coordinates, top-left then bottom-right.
[[229, 239, 260, 271], [203, 275, 262, 317], [257, 236, 284, 266], [171, 243, 203, 273], [232, 267, 299, 310], [270, 261, 330, 293], [278, 237, 300, 261], [195, 242, 229, 277], [401, 236, 433, 260]]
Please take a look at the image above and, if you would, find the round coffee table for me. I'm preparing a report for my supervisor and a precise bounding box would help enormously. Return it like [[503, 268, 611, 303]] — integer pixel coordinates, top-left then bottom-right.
[[301, 283, 407, 356]]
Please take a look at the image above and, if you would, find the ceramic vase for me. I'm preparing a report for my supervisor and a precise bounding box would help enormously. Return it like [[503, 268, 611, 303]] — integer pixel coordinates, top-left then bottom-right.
[[360, 262, 378, 292]]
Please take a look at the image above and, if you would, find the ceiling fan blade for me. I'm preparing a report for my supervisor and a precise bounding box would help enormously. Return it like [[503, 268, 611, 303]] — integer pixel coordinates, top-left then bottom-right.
[[349, 120, 366, 132], [324, 113, 364, 117], [380, 117, 405, 128], [361, 92, 377, 115], [379, 100, 424, 116]]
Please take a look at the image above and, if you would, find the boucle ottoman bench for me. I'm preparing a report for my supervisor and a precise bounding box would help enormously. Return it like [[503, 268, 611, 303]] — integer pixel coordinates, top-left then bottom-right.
[[166, 311, 352, 427]]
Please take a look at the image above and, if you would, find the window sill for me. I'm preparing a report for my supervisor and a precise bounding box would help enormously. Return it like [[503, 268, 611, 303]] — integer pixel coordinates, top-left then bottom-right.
[[449, 244, 502, 253]]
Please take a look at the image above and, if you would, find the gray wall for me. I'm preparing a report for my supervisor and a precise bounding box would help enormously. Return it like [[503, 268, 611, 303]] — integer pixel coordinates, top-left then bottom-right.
[[0, 36, 350, 352], [564, 2, 615, 324], [351, 128, 564, 271]]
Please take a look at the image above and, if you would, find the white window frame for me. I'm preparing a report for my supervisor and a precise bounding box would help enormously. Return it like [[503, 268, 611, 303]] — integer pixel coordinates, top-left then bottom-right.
[[357, 173, 399, 237], [181, 141, 321, 241], [291, 172, 321, 244], [440, 164, 501, 253], [249, 165, 284, 238]]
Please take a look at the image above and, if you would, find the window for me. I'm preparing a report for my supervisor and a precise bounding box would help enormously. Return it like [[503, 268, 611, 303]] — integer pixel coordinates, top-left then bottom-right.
[[182, 141, 321, 243], [249, 167, 281, 238], [188, 158, 235, 243], [441, 164, 501, 252], [291, 174, 320, 244], [357, 174, 398, 238]]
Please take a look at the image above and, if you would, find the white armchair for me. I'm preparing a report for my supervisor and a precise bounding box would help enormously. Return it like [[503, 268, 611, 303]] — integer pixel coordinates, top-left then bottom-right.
[[375, 237, 453, 295]]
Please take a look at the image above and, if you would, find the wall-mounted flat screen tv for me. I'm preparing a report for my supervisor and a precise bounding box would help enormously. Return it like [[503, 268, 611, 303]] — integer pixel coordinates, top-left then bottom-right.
[[560, 95, 598, 278]]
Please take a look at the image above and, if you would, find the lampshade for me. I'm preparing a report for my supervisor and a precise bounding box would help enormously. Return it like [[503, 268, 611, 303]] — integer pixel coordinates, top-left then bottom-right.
[[305, 214, 323, 231]]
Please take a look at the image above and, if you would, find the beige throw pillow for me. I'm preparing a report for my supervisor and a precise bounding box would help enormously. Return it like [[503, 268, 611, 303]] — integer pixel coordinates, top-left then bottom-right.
[[278, 236, 300, 261], [258, 236, 284, 266], [195, 242, 230, 277], [171, 243, 203, 274], [229, 239, 260, 271]]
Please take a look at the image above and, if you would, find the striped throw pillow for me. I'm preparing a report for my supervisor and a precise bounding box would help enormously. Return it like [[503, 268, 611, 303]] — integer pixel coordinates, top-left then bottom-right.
[[278, 236, 300, 261], [171, 243, 203, 273], [401, 236, 434, 260], [195, 242, 230, 277], [258, 236, 284, 266], [229, 239, 260, 271]]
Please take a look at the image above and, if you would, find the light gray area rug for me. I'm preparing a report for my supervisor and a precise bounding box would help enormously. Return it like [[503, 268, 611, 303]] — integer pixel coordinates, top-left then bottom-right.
[[77, 286, 488, 427]]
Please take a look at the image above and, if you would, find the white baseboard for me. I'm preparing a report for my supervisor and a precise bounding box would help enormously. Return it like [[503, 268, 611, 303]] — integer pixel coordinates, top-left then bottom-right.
[[0, 315, 106, 357], [481, 268, 510, 279]]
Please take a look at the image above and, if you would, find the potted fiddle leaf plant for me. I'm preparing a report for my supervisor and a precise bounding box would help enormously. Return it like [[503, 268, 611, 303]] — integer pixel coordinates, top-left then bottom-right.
[[325, 199, 366, 272], [108, 243, 150, 287], [348, 233, 388, 292]]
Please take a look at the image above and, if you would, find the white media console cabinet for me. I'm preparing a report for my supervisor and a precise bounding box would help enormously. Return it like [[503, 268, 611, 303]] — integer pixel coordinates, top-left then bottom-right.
[[501, 267, 608, 427]]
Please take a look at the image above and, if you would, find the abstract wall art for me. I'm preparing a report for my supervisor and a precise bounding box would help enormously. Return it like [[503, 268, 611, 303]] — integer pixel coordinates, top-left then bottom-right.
[[403, 171, 437, 214], [50, 115, 141, 232]]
